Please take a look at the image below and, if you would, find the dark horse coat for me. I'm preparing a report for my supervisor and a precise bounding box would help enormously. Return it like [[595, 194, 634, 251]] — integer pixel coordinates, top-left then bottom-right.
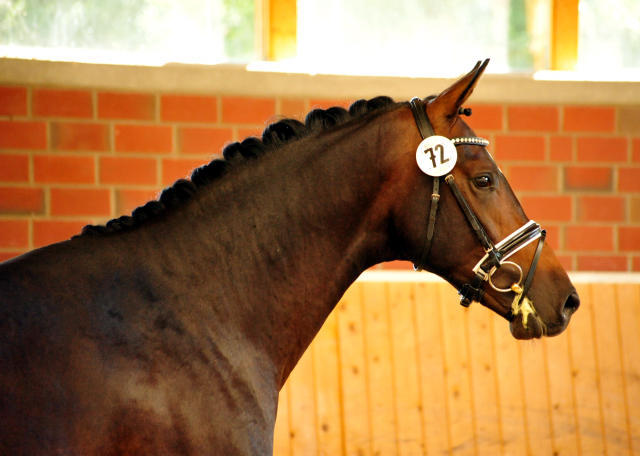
[[0, 61, 578, 455]]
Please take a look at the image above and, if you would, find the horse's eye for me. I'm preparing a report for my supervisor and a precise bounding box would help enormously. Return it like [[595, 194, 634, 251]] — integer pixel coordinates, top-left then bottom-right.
[[475, 176, 491, 188]]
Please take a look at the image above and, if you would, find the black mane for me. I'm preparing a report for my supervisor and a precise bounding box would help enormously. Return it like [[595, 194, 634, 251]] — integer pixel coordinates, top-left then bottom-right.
[[81, 96, 400, 236]]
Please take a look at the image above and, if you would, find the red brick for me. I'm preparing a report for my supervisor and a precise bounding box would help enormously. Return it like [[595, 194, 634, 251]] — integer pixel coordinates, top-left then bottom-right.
[[0, 252, 25, 262], [161, 158, 206, 185], [222, 97, 276, 124], [577, 137, 627, 162], [508, 106, 558, 132], [237, 126, 264, 140], [463, 104, 503, 131], [563, 106, 615, 133], [0, 121, 47, 150], [280, 99, 306, 119], [565, 226, 613, 251], [115, 124, 172, 153], [0, 87, 28, 116], [309, 99, 352, 111], [98, 92, 155, 120], [577, 196, 625, 222], [550, 136, 573, 161], [633, 138, 640, 163], [0, 220, 28, 248], [0, 154, 29, 182], [505, 166, 558, 192], [161, 95, 217, 123], [51, 122, 109, 151], [557, 255, 573, 271], [33, 220, 87, 247], [50, 188, 111, 216], [520, 196, 572, 221], [618, 168, 640, 192], [381, 260, 414, 270], [494, 135, 545, 161], [100, 157, 157, 185], [33, 89, 93, 118], [542, 225, 560, 250], [0, 187, 44, 214], [631, 197, 640, 222], [34, 155, 95, 184], [116, 189, 159, 215], [577, 255, 627, 271], [564, 167, 612, 191], [179, 127, 232, 154], [619, 227, 640, 252], [633, 257, 640, 271]]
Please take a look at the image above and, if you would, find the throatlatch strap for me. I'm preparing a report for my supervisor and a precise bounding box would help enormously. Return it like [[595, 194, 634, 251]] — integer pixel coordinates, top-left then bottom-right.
[[410, 97, 441, 272]]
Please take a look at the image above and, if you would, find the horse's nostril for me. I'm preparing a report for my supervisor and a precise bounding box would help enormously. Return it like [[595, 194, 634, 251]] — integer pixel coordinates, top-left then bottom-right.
[[563, 292, 580, 317]]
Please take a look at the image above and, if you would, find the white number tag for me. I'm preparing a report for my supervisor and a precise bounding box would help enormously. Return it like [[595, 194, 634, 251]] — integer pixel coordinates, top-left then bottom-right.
[[416, 136, 457, 177]]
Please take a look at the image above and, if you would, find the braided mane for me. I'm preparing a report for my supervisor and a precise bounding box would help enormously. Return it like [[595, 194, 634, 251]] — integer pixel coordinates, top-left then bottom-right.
[[81, 96, 400, 236]]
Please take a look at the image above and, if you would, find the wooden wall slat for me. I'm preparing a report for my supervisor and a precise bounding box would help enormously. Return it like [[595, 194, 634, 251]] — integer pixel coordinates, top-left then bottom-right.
[[439, 283, 476, 456], [571, 283, 606, 455], [312, 312, 343, 456], [493, 313, 527, 455], [414, 282, 451, 455], [336, 283, 372, 456], [545, 331, 580, 455], [362, 282, 397, 456], [274, 379, 291, 456], [273, 279, 640, 456], [288, 347, 318, 456], [388, 283, 424, 455], [518, 334, 554, 455], [592, 284, 631, 455], [466, 305, 501, 455], [617, 284, 640, 455]]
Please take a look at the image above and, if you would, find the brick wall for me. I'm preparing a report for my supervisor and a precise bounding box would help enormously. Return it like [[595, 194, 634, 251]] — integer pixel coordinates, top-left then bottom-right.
[[0, 82, 639, 271]]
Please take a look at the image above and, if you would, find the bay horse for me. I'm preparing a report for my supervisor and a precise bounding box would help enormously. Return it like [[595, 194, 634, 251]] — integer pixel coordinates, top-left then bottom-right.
[[0, 60, 579, 455]]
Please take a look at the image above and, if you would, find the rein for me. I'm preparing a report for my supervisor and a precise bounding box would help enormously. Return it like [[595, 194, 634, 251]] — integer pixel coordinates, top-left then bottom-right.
[[409, 97, 546, 322]]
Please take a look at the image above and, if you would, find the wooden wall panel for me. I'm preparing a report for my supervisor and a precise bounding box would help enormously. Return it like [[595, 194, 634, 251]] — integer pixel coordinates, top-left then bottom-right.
[[335, 284, 371, 456], [618, 284, 640, 454], [591, 284, 631, 455], [312, 312, 343, 456], [362, 282, 396, 456], [570, 283, 605, 455], [388, 283, 423, 455], [273, 278, 640, 455], [493, 311, 527, 456], [466, 306, 500, 455], [288, 347, 317, 456], [415, 282, 451, 455]]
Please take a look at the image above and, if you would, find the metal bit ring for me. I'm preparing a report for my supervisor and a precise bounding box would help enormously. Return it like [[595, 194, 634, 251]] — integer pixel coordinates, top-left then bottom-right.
[[488, 261, 523, 293]]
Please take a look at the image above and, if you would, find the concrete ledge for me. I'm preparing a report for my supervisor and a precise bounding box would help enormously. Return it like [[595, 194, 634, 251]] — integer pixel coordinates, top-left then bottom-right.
[[2, 58, 640, 105]]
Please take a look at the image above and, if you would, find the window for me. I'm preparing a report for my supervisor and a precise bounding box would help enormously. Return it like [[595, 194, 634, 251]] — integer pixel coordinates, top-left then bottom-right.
[[0, 0, 256, 65], [296, 0, 550, 76], [578, 0, 640, 72], [1, 0, 638, 78]]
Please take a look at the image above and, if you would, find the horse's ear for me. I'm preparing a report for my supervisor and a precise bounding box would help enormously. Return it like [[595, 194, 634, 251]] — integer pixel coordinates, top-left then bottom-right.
[[429, 59, 489, 120]]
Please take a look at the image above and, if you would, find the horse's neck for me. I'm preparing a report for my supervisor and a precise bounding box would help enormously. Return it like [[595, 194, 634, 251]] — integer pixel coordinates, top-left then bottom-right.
[[143, 109, 410, 387]]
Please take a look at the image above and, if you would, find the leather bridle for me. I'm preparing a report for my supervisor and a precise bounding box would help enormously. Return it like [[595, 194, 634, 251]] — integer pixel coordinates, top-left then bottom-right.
[[410, 97, 546, 322]]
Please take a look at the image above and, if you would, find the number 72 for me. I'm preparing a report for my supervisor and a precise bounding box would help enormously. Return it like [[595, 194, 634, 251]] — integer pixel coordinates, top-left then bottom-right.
[[424, 144, 450, 168]]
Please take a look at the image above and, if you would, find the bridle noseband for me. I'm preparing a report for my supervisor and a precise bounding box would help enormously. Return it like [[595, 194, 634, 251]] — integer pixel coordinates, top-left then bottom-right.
[[410, 97, 546, 322]]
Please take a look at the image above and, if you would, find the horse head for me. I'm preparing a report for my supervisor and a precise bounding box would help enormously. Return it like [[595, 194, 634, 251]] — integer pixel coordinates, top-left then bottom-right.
[[394, 60, 579, 340]]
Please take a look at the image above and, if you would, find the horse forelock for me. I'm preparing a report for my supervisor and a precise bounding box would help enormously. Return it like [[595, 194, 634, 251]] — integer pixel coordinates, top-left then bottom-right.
[[79, 96, 400, 237]]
